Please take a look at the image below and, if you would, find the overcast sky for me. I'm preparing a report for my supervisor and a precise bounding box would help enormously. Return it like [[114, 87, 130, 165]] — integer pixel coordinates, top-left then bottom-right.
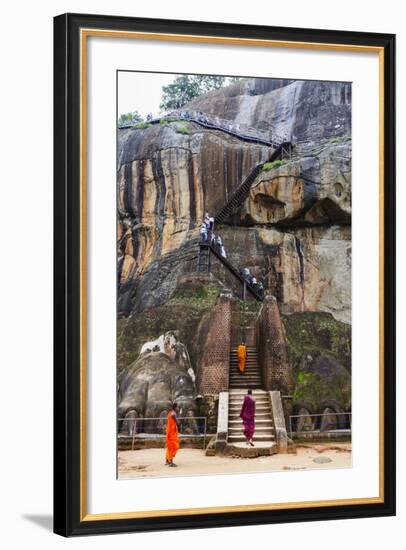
[[118, 71, 178, 119]]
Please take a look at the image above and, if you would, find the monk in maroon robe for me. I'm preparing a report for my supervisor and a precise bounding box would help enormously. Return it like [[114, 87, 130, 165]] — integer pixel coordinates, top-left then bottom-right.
[[240, 389, 256, 446]]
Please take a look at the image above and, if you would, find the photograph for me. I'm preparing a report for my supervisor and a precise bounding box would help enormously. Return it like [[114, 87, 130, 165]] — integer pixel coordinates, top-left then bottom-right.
[[116, 72, 352, 479]]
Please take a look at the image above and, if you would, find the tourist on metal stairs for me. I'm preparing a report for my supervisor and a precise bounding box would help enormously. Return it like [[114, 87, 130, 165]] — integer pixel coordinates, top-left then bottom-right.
[[199, 222, 208, 242]]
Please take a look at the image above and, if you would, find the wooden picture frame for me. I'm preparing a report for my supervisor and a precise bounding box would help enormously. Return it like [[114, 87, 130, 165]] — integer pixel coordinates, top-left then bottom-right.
[[53, 12, 396, 536]]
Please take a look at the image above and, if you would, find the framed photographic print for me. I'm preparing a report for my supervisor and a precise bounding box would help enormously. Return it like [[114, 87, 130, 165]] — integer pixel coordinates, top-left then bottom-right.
[[53, 13, 396, 536]]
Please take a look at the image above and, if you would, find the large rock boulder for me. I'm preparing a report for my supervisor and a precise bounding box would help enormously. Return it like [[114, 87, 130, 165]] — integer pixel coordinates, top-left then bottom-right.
[[236, 140, 351, 226], [118, 331, 197, 431], [282, 311, 351, 415]]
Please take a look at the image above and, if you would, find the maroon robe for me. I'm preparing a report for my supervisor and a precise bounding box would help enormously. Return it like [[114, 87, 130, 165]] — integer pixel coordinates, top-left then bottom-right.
[[240, 394, 256, 439]]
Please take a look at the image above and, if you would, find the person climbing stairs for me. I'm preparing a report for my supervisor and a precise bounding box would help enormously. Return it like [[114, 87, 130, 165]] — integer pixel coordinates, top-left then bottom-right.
[[227, 389, 275, 445], [229, 346, 262, 389]]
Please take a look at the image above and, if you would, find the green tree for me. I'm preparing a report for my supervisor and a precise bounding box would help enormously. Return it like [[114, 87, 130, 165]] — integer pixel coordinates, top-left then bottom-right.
[[118, 111, 142, 126], [160, 75, 226, 112]]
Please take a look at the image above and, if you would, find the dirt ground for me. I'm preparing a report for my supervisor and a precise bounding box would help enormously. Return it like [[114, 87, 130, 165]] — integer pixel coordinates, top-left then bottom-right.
[[118, 443, 352, 479]]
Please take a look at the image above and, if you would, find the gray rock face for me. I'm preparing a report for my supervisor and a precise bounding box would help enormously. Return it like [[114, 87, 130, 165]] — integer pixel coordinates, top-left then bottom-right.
[[293, 355, 351, 415], [238, 140, 351, 226], [185, 79, 351, 143], [118, 332, 197, 432]]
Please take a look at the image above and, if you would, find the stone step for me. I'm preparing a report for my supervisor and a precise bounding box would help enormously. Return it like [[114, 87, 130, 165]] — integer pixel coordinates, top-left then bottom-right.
[[229, 379, 262, 382], [228, 431, 275, 438], [229, 402, 269, 409], [228, 434, 275, 442], [229, 401, 270, 412], [228, 421, 273, 429], [229, 385, 263, 389], [230, 362, 260, 365], [229, 375, 262, 380], [230, 357, 258, 361], [230, 361, 259, 365], [229, 407, 267, 412], [229, 375, 260, 379], [228, 429, 274, 437], [229, 381, 263, 386], [229, 390, 268, 396], [230, 358, 258, 361], [229, 409, 271, 415], [229, 418, 272, 425], [229, 376, 261, 380], [229, 411, 272, 418], [229, 363, 260, 368], [229, 396, 268, 400], [229, 395, 269, 400], [230, 358, 259, 362]]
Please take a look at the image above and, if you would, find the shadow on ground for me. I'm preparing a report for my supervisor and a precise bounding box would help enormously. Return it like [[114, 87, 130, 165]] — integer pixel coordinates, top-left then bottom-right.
[[22, 514, 53, 532]]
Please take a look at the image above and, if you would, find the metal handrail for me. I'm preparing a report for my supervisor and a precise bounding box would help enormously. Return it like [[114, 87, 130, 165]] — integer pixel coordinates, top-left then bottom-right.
[[117, 416, 207, 451], [119, 109, 289, 147], [199, 242, 264, 301], [288, 412, 352, 439]]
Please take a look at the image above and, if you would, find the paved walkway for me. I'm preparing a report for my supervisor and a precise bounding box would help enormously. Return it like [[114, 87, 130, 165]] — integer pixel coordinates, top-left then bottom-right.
[[118, 444, 352, 479]]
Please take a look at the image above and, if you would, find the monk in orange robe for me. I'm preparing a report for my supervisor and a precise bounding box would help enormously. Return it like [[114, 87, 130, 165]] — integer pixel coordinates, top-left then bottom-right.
[[237, 343, 247, 373], [165, 403, 180, 467]]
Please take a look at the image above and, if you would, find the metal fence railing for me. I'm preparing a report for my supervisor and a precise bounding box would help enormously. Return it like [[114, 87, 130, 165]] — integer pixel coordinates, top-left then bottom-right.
[[117, 416, 207, 451], [289, 412, 352, 439]]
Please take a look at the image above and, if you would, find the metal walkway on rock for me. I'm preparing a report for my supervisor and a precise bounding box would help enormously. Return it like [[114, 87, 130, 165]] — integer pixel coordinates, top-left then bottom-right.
[[119, 109, 288, 148]]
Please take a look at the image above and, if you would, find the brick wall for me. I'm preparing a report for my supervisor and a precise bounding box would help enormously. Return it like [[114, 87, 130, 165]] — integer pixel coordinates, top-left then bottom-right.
[[197, 292, 233, 395], [256, 295, 294, 394]]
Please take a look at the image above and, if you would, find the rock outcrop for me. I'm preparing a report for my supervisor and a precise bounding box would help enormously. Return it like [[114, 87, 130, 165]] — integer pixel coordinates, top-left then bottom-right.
[[185, 79, 351, 143], [118, 331, 197, 430]]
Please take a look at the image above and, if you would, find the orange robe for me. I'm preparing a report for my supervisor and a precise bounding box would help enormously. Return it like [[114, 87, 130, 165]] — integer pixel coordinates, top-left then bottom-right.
[[165, 410, 180, 461], [237, 344, 247, 373]]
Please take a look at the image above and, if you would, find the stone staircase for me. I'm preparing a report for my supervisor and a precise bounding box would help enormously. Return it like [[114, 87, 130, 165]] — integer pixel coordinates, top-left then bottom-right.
[[229, 346, 262, 389], [226, 347, 276, 454], [227, 389, 276, 448]]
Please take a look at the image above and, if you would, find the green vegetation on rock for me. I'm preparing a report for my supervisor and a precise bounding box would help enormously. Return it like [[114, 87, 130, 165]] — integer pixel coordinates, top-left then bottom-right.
[[262, 159, 287, 171], [176, 125, 190, 135], [282, 312, 351, 412], [118, 110, 142, 126], [282, 311, 351, 373], [117, 283, 220, 377], [132, 121, 152, 130]]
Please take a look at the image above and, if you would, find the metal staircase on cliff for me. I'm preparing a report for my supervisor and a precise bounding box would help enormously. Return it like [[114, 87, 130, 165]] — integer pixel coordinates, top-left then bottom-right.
[[214, 141, 292, 225], [119, 109, 292, 226], [197, 242, 264, 302]]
